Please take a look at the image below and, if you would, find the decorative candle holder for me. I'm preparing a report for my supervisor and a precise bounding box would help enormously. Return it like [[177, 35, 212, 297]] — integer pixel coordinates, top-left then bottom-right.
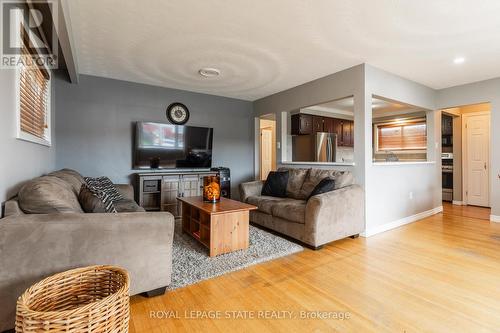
[[203, 176, 221, 203]]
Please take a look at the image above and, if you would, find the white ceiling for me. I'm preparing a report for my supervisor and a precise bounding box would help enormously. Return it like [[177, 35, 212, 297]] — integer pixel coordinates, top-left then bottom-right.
[[305, 97, 422, 117], [67, 0, 500, 101]]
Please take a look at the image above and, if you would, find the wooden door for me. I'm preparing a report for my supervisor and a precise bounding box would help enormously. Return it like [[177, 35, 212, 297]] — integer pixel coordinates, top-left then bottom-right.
[[260, 128, 273, 180], [312, 116, 324, 133], [465, 114, 490, 207], [161, 175, 181, 217]]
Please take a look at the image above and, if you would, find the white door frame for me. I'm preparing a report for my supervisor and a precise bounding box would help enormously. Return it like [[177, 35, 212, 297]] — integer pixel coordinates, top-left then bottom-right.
[[462, 111, 491, 206]]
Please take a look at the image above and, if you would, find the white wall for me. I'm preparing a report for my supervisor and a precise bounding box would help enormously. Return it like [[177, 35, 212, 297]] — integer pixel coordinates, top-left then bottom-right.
[[436, 78, 500, 217], [0, 70, 56, 212]]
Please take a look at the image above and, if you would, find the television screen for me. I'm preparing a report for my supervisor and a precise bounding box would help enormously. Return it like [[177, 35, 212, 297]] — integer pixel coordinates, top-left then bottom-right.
[[134, 122, 213, 169]]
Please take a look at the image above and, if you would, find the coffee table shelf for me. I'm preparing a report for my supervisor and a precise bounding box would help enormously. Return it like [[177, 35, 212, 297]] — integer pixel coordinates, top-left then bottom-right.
[[178, 196, 257, 257]]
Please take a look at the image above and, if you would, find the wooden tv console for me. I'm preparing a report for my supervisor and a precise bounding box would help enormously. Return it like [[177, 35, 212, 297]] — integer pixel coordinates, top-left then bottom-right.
[[135, 171, 217, 217]]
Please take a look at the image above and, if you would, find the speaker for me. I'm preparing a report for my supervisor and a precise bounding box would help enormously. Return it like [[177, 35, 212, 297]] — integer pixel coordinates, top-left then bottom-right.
[[211, 167, 231, 198]]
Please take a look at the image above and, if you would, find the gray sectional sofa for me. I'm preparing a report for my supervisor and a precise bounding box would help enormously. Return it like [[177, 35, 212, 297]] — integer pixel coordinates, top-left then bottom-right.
[[239, 167, 364, 248], [0, 169, 174, 332]]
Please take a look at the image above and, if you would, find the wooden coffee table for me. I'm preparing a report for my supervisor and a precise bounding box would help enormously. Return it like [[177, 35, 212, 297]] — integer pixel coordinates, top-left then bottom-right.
[[177, 196, 257, 257]]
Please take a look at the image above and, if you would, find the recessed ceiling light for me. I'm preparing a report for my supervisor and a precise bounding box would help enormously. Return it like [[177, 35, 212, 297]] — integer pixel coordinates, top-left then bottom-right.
[[198, 68, 220, 77], [453, 57, 465, 64]]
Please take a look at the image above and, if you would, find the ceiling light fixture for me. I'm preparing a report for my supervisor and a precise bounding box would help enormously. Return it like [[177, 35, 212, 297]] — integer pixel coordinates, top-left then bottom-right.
[[198, 67, 220, 77], [453, 57, 465, 64]]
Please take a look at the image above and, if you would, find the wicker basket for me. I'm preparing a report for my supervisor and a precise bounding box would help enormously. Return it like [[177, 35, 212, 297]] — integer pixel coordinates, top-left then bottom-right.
[[15, 265, 130, 333]]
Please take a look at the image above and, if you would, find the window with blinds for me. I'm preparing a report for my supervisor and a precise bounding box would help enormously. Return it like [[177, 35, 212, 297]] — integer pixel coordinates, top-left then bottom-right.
[[17, 33, 51, 145], [375, 119, 427, 151]]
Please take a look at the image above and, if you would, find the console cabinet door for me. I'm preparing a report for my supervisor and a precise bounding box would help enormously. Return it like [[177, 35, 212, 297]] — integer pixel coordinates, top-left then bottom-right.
[[181, 174, 201, 197], [161, 175, 181, 217]]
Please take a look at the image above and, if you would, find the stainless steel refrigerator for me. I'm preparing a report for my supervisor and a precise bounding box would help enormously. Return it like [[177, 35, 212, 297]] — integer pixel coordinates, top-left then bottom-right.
[[292, 132, 337, 162]]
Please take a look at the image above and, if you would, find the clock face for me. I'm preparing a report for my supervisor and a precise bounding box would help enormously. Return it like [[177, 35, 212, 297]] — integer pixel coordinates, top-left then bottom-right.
[[167, 103, 189, 125]]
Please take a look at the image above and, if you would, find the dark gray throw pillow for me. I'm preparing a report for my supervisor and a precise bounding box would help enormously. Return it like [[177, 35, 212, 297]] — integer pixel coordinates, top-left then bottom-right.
[[308, 178, 336, 200], [261, 171, 289, 198]]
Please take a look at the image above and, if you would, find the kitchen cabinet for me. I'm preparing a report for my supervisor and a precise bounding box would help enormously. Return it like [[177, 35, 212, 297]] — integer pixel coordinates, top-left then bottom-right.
[[291, 114, 312, 135], [291, 114, 354, 147], [312, 116, 324, 133]]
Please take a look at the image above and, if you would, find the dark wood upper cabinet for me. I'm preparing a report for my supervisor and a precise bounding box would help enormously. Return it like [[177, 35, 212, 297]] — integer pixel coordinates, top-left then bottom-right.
[[312, 116, 324, 133], [342, 120, 352, 146], [291, 114, 312, 135], [324, 118, 334, 133], [291, 114, 354, 147]]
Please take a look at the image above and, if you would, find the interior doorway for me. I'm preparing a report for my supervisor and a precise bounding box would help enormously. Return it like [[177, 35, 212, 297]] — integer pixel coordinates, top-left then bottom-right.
[[258, 114, 277, 180], [440, 103, 491, 208]]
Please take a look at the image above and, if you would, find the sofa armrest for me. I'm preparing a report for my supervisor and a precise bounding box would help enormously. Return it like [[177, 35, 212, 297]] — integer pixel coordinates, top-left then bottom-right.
[[0, 211, 174, 331], [305, 184, 365, 246], [115, 184, 134, 200], [239, 180, 264, 202]]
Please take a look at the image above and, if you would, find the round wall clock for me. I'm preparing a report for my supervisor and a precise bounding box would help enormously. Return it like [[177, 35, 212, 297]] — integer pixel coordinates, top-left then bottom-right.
[[166, 102, 190, 125]]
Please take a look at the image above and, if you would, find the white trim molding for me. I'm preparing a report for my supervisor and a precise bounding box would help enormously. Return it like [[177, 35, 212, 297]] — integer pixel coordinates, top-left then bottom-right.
[[490, 215, 500, 223], [361, 206, 443, 237], [452, 200, 464, 206]]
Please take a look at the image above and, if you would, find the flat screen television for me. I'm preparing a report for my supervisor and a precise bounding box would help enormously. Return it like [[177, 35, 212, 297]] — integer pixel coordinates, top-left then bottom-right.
[[134, 122, 213, 169]]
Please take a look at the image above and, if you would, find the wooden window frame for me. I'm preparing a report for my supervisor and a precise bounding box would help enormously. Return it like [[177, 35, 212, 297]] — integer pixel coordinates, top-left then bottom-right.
[[373, 118, 427, 154], [14, 12, 52, 147]]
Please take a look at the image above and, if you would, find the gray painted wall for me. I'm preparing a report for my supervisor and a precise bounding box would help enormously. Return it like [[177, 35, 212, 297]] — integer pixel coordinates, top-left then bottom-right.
[[55, 74, 254, 198], [364, 65, 442, 234], [254, 64, 444, 235], [436, 78, 500, 217], [253, 64, 366, 185], [0, 70, 56, 211]]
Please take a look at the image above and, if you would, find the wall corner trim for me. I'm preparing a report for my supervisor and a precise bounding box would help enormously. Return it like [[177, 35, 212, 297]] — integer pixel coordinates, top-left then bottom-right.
[[490, 215, 500, 223], [361, 206, 443, 237], [452, 200, 464, 206]]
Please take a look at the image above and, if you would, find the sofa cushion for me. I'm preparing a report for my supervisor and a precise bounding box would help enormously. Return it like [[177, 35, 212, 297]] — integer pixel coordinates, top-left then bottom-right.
[[114, 199, 146, 213], [80, 185, 145, 213], [271, 198, 306, 224], [18, 176, 83, 214], [261, 171, 289, 198], [79, 185, 108, 213], [48, 169, 85, 195], [246, 195, 285, 215], [278, 167, 310, 200], [300, 169, 354, 198], [308, 178, 336, 200]]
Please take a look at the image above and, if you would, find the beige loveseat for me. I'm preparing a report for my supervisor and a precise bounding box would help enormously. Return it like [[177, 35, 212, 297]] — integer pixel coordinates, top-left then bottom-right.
[[239, 168, 364, 248], [0, 169, 174, 332]]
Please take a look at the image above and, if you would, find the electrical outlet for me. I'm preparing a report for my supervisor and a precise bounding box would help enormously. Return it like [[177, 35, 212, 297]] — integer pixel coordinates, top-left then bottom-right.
[[277, 142, 281, 149], [409, 192, 414, 200]]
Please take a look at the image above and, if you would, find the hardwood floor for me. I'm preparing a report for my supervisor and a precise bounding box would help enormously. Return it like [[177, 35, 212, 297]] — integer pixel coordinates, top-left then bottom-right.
[[129, 204, 500, 332]]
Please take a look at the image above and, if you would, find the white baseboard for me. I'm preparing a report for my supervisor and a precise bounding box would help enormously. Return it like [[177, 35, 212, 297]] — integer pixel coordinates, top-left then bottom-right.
[[490, 215, 500, 223], [361, 206, 444, 237], [452, 200, 464, 206]]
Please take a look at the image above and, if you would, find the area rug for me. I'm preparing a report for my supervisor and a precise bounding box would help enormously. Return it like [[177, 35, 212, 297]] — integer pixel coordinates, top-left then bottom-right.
[[169, 219, 303, 290]]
